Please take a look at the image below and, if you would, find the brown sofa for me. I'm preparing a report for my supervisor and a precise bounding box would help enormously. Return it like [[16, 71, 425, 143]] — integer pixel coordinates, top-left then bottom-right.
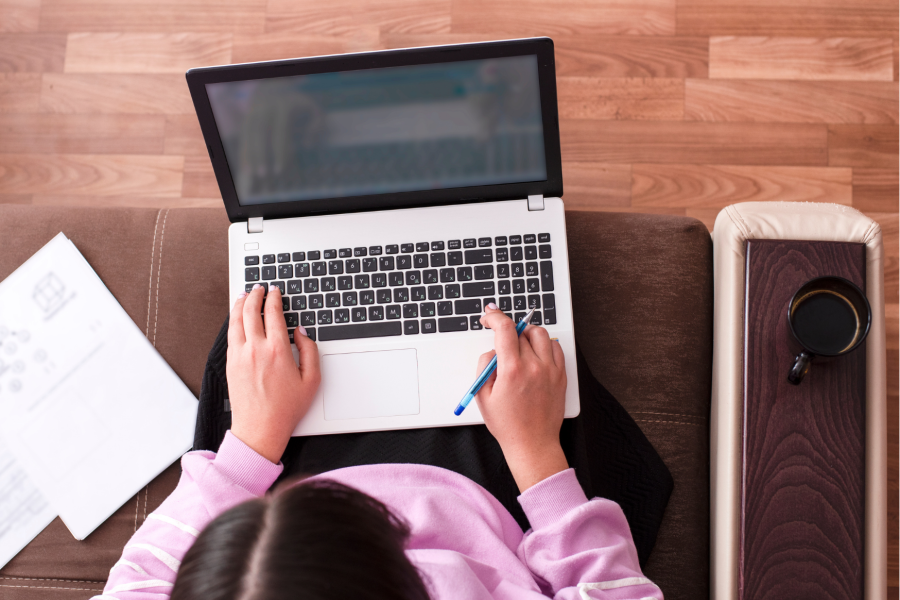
[[0, 205, 713, 600]]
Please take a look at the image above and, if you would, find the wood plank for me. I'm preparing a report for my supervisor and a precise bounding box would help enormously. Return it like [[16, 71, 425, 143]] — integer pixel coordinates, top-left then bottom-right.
[[0, 72, 40, 112], [0, 0, 40, 32], [560, 120, 828, 165], [853, 168, 899, 213], [558, 77, 683, 120], [555, 35, 708, 78], [0, 33, 67, 72], [632, 164, 852, 207], [39, 0, 266, 33], [894, 38, 898, 81], [451, 0, 675, 36], [64, 33, 232, 74], [828, 124, 899, 168], [0, 154, 183, 196], [163, 115, 206, 156], [265, 0, 449, 36], [709, 36, 895, 81], [31, 194, 221, 208], [182, 155, 221, 198], [40, 74, 194, 114], [0, 113, 165, 154], [381, 33, 510, 49], [0, 194, 32, 204], [560, 162, 630, 209], [685, 80, 898, 124], [232, 33, 355, 64], [677, 0, 898, 37]]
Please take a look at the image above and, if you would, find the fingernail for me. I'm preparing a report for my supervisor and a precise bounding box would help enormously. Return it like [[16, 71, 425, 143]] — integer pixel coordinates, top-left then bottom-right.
[[252, 283, 261, 290], [268, 284, 277, 292], [297, 325, 308, 337], [486, 302, 498, 310], [237, 292, 247, 299]]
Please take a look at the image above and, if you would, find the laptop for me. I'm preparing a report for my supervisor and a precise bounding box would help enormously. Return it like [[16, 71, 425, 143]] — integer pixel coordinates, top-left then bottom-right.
[[186, 37, 580, 436]]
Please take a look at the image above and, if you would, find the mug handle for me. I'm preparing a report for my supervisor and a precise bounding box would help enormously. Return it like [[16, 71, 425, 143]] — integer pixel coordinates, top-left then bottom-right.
[[788, 351, 813, 385]]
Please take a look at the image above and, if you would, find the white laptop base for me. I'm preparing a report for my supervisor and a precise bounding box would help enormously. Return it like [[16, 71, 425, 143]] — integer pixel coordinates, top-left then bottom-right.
[[229, 197, 580, 436]]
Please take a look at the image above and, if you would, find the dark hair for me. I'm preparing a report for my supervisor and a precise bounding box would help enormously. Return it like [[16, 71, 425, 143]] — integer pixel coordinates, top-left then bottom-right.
[[171, 479, 431, 600]]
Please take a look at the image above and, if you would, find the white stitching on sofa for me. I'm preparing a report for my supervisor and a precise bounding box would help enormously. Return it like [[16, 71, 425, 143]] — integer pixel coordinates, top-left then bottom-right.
[[146, 209, 162, 337], [0, 584, 105, 591], [0, 577, 105, 584], [635, 419, 705, 426], [632, 411, 707, 420], [152, 209, 170, 348]]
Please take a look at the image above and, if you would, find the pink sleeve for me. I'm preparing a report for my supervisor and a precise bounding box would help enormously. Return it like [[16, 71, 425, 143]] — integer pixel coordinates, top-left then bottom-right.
[[516, 469, 664, 600], [92, 431, 283, 600]]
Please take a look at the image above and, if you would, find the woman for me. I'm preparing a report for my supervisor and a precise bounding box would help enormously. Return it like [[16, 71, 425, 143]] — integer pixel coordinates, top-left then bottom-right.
[[94, 283, 663, 600]]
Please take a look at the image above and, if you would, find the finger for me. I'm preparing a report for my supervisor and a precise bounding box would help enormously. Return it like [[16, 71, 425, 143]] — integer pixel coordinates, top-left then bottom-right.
[[293, 326, 321, 384], [228, 293, 248, 347], [480, 307, 520, 360], [522, 325, 553, 364], [473, 350, 497, 402], [264, 285, 290, 344], [241, 284, 267, 341], [551, 338, 565, 371]]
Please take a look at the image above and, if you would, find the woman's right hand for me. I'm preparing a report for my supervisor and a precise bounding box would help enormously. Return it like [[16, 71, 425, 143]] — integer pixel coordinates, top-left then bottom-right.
[[475, 306, 569, 492]]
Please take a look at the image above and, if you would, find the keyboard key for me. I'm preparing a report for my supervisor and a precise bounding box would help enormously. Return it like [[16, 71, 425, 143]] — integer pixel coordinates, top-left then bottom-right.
[[355, 274, 370, 289], [428, 285, 443, 300], [380, 256, 395, 271], [323, 249, 336, 259], [539, 245, 552, 259], [360, 290, 375, 305], [463, 238, 477, 248], [373, 273, 387, 287], [439, 317, 468, 332], [513, 279, 525, 294], [278, 253, 291, 263], [511, 263, 524, 278], [318, 322, 403, 341], [262, 266, 276, 280], [448, 240, 461, 250], [245, 267, 260, 282], [377, 289, 392, 304], [304, 279, 319, 293], [525, 246, 537, 260], [295, 263, 310, 277], [524, 234, 536, 244], [527, 279, 540, 293], [292, 251, 306, 262], [386, 305, 402, 319], [439, 268, 455, 283], [246, 283, 255, 292], [495, 236, 507, 246], [510, 247, 523, 261], [463, 282, 494, 297], [509, 235, 522, 244], [528, 295, 541, 309], [422, 319, 437, 334], [346, 259, 360, 273], [397, 256, 412, 270], [412, 287, 426, 301], [430, 253, 446, 267], [363, 258, 378, 272], [445, 284, 460, 299], [343, 291, 358, 306], [403, 304, 418, 318], [401, 243, 414, 253], [310, 294, 324, 309], [515, 312, 526, 323], [284, 312, 299, 328], [389, 272, 404, 286], [312, 262, 326, 276], [393, 288, 409, 302], [431, 241, 445, 251], [318, 310, 333, 325], [413, 254, 428, 268], [386, 245, 399, 254], [369, 246, 382, 256], [354, 247, 367, 257], [499, 297, 512, 311], [474, 265, 493, 280], [415, 242, 429, 252], [287, 280, 303, 294], [339, 248, 352, 258], [448, 251, 463, 266], [276, 264, 292, 279], [328, 260, 343, 275], [271, 281, 286, 294], [470, 315, 484, 330], [464, 249, 492, 264], [321, 277, 336, 291], [335, 308, 350, 323], [455, 299, 482, 314], [281, 295, 290, 312], [338, 276, 353, 290], [538, 233, 550, 243], [307, 328, 316, 342], [496, 248, 509, 262], [369, 306, 384, 321], [406, 270, 421, 285], [424, 269, 438, 284], [497, 264, 510, 278], [420, 302, 436, 317], [478, 237, 491, 247], [326, 293, 341, 308], [514, 296, 526, 310], [457, 267, 473, 281], [404, 320, 419, 335], [438, 301, 453, 316], [301, 311, 316, 326], [308, 251, 321, 260], [498, 280, 511, 294], [245, 256, 260, 265], [291, 296, 307, 311], [351, 307, 367, 322], [263, 254, 276, 264], [540, 261, 554, 291]]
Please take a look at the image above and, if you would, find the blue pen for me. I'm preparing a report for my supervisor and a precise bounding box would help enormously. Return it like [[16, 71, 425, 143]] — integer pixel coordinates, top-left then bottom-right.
[[454, 307, 536, 416]]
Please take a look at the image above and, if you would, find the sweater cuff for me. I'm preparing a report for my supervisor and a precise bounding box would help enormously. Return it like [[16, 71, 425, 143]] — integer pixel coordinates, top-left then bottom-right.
[[213, 431, 284, 497], [517, 468, 588, 530]]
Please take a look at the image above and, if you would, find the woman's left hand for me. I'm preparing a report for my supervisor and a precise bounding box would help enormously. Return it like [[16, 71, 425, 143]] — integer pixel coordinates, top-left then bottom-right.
[[226, 284, 321, 463]]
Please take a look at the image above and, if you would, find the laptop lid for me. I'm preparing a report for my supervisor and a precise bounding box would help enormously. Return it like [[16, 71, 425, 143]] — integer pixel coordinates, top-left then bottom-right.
[[186, 37, 561, 223]]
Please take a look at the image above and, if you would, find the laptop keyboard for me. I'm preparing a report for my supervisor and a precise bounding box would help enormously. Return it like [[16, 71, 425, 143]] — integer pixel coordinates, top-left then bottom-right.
[[243, 234, 556, 343]]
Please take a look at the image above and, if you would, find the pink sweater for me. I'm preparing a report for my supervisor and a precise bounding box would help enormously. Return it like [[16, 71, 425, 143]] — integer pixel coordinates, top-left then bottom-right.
[[94, 431, 663, 600]]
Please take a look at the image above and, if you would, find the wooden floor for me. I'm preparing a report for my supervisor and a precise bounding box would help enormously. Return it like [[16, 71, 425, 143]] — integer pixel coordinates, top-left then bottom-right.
[[0, 0, 897, 594]]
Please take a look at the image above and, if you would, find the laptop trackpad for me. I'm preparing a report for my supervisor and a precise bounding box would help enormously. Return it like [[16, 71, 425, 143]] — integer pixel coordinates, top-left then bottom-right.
[[321, 349, 420, 421]]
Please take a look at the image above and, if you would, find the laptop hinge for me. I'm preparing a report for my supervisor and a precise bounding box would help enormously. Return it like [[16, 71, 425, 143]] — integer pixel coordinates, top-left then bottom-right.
[[527, 194, 545, 211], [247, 217, 263, 234]]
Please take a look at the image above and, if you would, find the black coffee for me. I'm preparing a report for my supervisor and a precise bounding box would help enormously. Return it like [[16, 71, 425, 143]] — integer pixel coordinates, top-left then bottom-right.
[[792, 291, 859, 355]]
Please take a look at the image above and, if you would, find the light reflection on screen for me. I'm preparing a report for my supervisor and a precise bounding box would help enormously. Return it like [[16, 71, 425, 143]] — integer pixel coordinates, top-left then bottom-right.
[[206, 55, 547, 206]]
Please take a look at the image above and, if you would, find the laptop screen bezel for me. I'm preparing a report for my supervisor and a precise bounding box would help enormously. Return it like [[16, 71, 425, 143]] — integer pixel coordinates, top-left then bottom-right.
[[185, 37, 562, 223]]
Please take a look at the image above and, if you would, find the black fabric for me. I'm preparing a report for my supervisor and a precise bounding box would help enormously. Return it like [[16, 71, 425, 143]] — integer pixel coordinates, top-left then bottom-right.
[[194, 317, 674, 567]]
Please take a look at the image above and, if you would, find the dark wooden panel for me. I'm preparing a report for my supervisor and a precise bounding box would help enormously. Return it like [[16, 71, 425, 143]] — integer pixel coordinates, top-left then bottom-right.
[[555, 35, 708, 78], [828, 124, 899, 168], [742, 239, 866, 600]]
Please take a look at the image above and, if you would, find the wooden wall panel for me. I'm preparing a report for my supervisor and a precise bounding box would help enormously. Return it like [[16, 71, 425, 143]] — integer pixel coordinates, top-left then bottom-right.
[[853, 168, 900, 213], [560, 162, 631, 209], [828, 124, 899, 168], [31, 194, 220, 208], [181, 155, 221, 198], [265, 0, 450, 36], [64, 33, 232, 74], [40, 74, 194, 114], [0, 113, 165, 154], [231, 33, 355, 64], [709, 36, 895, 81], [555, 35, 708, 78], [163, 115, 206, 156], [0, 72, 40, 112], [0, 33, 66, 72], [558, 77, 684, 120], [684, 80, 898, 124], [0, 0, 40, 32]]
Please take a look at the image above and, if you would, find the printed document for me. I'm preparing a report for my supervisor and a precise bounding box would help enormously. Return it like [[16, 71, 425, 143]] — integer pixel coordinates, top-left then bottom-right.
[[0, 436, 56, 568], [0, 233, 197, 541]]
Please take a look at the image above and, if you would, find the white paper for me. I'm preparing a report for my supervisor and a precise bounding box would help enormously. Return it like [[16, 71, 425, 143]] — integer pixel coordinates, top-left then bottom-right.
[[0, 233, 197, 540], [0, 436, 56, 568]]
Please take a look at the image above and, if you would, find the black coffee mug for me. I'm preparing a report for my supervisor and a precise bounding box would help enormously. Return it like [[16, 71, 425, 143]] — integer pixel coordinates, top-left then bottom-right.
[[786, 276, 871, 385]]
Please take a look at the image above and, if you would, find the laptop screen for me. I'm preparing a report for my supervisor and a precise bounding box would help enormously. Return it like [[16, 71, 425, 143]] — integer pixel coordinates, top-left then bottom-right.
[[205, 55, 546, 207]]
